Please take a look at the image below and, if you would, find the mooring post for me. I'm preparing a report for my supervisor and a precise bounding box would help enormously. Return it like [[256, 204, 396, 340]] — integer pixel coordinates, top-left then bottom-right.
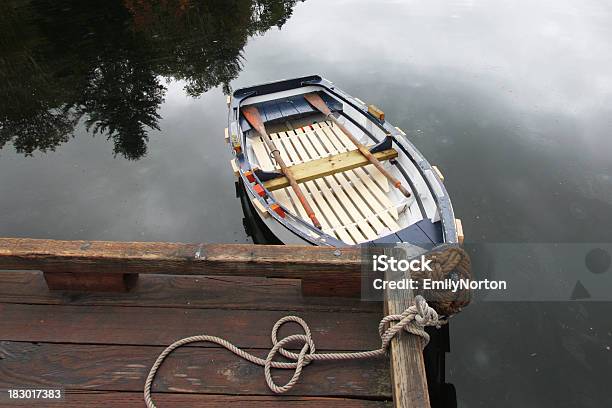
[[384, 245, 431, 408]]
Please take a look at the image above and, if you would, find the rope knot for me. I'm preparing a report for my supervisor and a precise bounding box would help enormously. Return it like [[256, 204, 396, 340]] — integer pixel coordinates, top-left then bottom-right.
[[378, 295, 441, 351], [414, 295, 439, 326]]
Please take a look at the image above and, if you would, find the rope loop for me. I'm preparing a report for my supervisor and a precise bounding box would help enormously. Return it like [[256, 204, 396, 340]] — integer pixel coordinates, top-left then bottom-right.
[[264, 315, 316, 393], [270, 315, 316, 360], [265, 333, 312, 393]]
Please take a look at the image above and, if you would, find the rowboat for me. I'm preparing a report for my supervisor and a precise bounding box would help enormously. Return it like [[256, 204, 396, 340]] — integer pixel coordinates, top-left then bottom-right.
[[227, 75, 463, 247]]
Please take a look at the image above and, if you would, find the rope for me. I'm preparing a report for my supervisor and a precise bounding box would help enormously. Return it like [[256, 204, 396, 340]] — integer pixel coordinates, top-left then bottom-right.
[[144, 295, 441, 408], [411, 245, 472, 316]]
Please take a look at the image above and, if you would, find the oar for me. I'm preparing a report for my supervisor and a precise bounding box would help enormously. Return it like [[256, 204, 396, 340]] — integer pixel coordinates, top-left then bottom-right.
[[304, 93, 412, 198], [242, 106, 323, 230]]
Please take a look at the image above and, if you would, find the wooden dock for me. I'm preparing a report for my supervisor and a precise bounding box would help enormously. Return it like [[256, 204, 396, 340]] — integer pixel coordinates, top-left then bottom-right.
[[0, 238, 455, 407]]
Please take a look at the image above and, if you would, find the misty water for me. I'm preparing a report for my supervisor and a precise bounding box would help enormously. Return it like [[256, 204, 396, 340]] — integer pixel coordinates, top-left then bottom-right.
[[1, 0, 611, 406]]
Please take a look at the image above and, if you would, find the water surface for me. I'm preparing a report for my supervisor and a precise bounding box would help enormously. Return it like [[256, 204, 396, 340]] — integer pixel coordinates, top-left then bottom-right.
[[1, 0, 611, 406]]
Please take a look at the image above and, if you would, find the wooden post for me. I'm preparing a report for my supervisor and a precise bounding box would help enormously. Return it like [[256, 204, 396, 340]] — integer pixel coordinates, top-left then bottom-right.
[[384, 245, 431, 408]]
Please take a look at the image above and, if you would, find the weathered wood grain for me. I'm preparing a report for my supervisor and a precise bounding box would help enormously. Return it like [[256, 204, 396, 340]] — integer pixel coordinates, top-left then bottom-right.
[[43, 272, 138, 292], [0, 239, 362, 276], [0, 238, 368, 295], [0, 238, 440, 406], [384, 248, 431, 408], [301, 274, 362, 298], [1, 391, 392, 407], [0, 303, 381, 351], [0, 342, 391, 398], [0, 271, 380, 313]]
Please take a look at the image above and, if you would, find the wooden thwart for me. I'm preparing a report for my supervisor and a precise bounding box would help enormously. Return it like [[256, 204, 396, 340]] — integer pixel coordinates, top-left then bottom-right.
[[263, 148, 398, 191]]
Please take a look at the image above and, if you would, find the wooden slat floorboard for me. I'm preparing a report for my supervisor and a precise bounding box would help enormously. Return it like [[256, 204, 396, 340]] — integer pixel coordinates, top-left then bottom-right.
[[0, 342, 391, 398], [0, 271, 380, 313]]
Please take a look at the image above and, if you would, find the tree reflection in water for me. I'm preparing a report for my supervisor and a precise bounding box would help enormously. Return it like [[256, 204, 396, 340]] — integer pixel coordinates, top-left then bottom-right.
[[0, 0, 302, 160]]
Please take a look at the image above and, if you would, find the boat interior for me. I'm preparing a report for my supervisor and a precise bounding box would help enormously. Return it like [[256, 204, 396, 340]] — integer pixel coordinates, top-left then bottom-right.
[[240, 89, 441, 245]]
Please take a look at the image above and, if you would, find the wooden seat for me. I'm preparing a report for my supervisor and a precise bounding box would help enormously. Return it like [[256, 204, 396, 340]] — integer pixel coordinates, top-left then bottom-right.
[[262, 148, 399, 191], [250, 121, 402, 244]]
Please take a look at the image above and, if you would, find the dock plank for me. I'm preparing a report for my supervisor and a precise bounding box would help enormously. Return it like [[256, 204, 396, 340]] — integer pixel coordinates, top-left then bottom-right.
[[0, 239, 363, 277], [0, 303, 381, 350], [0, 271, 380, 313], [1, 392, 391, 407], [0, 342, 391, 398]]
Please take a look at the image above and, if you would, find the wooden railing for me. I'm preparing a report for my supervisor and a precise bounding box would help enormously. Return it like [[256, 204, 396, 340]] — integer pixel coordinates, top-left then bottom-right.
[[0, 238, 364, 296]]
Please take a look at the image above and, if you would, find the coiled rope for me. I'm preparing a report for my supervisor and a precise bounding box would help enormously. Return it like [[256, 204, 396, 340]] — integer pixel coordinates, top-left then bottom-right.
[[413, 245, 472, 316], [144, 295, 441, 408]]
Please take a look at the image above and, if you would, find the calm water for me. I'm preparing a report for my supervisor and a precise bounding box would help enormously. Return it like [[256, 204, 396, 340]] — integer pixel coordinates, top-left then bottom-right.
[[1, 0, 611, 406]]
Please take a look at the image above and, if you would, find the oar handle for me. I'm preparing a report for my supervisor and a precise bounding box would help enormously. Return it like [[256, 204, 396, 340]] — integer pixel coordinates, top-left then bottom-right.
[[395, 181, 412, 198]]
